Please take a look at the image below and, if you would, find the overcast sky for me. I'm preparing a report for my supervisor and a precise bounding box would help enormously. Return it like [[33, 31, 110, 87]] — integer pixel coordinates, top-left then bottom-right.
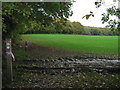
[[68, 0, 118, 28]]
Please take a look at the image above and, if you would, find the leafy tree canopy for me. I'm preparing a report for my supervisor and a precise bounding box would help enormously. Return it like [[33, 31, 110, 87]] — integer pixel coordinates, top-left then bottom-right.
[[2, 2, 73, 39]]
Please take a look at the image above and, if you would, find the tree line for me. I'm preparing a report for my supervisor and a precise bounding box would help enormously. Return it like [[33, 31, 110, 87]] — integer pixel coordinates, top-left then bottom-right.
[[23, 19, 119, 36]]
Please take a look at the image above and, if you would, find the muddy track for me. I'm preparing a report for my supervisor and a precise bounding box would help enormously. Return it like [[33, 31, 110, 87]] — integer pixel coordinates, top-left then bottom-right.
[[14, 57, 120, 74], [13, 42, 120, 74]]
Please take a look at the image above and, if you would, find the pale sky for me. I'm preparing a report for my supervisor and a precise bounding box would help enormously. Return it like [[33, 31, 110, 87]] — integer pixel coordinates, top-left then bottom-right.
[[68, 0, 118, 28]]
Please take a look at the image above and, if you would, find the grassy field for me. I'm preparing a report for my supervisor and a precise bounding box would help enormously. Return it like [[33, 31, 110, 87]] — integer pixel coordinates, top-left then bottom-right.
[[22, 34, 118, 55]]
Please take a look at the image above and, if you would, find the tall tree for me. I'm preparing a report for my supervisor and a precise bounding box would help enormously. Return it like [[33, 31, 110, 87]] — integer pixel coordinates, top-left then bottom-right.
[[2, 2, 73, 39]]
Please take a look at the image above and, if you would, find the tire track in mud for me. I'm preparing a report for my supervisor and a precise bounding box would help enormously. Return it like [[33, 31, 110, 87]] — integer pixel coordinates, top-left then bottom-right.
[[15, 57, 120, 74]]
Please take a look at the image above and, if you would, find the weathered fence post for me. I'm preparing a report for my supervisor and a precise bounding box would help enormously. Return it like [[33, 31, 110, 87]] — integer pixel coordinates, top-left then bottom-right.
[[5, 38, 13, 82], [25, 41, 28, 58], [25, 41, 28, 51]]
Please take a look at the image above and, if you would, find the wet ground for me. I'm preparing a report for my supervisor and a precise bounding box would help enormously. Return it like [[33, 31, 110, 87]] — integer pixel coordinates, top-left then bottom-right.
[[16, 57, 120, 74], [10, 56, 120, 88]]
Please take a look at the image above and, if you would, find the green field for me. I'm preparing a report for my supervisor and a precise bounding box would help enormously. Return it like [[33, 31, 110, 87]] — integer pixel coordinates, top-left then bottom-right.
[[22, 34, 118, 55]]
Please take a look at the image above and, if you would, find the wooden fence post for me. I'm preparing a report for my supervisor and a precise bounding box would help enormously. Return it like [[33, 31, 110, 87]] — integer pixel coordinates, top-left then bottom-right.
[[5, 38, 13, 82]]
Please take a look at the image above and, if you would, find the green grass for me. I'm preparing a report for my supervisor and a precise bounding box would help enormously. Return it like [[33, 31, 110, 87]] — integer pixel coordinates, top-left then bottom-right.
[[22, 34, 118, 55]]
